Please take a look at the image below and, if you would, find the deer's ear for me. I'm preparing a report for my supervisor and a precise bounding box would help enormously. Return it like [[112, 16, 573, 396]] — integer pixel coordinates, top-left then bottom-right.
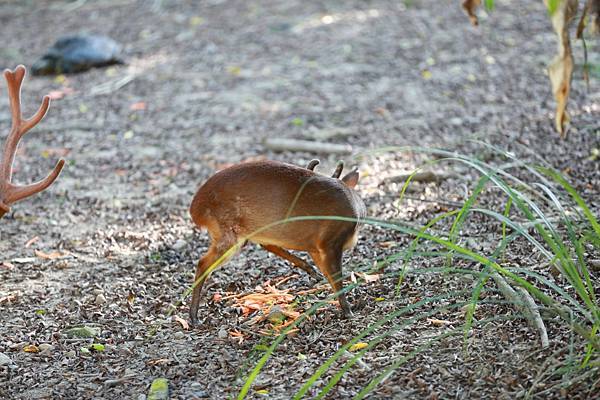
[[341, 170, 359, 188]]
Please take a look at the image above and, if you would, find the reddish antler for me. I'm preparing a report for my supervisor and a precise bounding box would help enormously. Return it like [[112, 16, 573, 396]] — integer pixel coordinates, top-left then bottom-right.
[[0, 65, 65, 218]]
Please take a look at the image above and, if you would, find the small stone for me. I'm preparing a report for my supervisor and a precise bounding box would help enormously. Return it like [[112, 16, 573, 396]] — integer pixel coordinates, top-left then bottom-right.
[[118, 347, 133, 356], [0, 352, 13, 366], [65, 350, 76, 358], [38, 344, 54, 354], [173, 331, 185, 340], [188, 382, 207, 398], [267, 305, 286, 325], [104, 379, 122, 387], [217, 328, 228, 339], [172, 240, 187, 251], [92, 288, 104, 295], [449, 117, 463, 126], [95, 293, 107, 305], [65, 326, 100, 338]]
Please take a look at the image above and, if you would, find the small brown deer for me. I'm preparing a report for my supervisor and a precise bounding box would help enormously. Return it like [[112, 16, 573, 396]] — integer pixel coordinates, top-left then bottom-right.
[[189, 160, 365, 325], [0, 65, 65, 219]]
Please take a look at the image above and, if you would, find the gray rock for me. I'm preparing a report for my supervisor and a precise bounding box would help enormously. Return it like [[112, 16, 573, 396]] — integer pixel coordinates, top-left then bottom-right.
[[38, 344, 54, 354], [0, 352, 13, 366], [172, 239, 187, 251], [95, 293, 107, 305], [217, 328, 228, 339], [173, 331, 185, 339]]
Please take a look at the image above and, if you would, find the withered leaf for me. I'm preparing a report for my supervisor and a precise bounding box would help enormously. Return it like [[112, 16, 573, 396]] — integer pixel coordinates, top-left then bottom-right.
[[544, 0, 578, 138], [173, 315, 190, 330], [23, 344, 40, 353], [349, 342, 369, 352], [462, 0, 482, 26], [35, 250, 70, 260]]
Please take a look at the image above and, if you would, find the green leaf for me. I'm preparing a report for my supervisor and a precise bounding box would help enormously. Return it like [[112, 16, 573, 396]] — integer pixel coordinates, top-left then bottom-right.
[[484, 0, 494, 11], [547, 0, 560, 15], [90, 343, 105, 352], [148, 378, 169, 400]]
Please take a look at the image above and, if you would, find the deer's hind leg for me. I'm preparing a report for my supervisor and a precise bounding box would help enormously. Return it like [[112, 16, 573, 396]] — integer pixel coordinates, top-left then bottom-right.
[[310, 245, 353, 318]]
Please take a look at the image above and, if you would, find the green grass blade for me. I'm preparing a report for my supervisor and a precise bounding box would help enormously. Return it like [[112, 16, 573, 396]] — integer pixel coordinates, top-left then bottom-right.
[[538, 166, 600, 241], [293, 290, 470, 399], [353, 315, 519, 399], [397, 209, 460, 293]]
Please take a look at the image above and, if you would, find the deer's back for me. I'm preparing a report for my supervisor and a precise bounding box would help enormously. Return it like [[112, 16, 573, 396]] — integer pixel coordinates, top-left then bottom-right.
[[190, 161, 364, 250]]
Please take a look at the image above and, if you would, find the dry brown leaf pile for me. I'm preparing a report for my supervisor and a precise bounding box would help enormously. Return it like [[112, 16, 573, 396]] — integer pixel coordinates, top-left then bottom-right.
[[217, 281, 303, 335]]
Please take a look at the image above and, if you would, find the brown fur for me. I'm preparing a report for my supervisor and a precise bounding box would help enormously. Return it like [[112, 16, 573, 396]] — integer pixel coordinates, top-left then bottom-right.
[[188, 160, 365, 324]]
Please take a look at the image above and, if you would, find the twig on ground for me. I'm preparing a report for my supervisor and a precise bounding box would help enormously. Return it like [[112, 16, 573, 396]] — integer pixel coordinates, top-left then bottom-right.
[[384, 194, 464, 208], [89, 74, 137, 96], [383, 171, 456, 184], [264, 138, 352, 155], [516, 286, 549, 348], [490, 272, 549, 348]]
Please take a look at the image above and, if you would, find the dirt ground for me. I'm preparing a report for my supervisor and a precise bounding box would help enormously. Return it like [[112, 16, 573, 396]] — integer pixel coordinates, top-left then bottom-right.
[[0, 0, 599, 399]]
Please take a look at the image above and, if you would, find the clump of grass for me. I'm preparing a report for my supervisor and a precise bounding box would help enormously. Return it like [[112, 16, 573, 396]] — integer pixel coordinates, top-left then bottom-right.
[[189, 144, 598, 399]]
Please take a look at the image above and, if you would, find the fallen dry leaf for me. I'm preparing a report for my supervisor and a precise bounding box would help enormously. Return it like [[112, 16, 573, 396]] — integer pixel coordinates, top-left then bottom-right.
[[227, 281, 303, 329], [173, 315, 190, 330], [428, 318, 453, 326], [35, 250, 70, 260], [23, 344, 40, 353], [41, 148, 71, 158], [349, 342, 369, 352], [0, 294, 17, 304], [147, 358, 172, 366], [229, 330, 245, 344], [273, 274, 299, 287], [25, 236, 40, 248], [0, 262, 15, 270], [356, 272, 381, 283], [544, 0, 578, 138], [127, 293, 135, 306], [129, 101, 147, 111], [47, 87, 75, 100]]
